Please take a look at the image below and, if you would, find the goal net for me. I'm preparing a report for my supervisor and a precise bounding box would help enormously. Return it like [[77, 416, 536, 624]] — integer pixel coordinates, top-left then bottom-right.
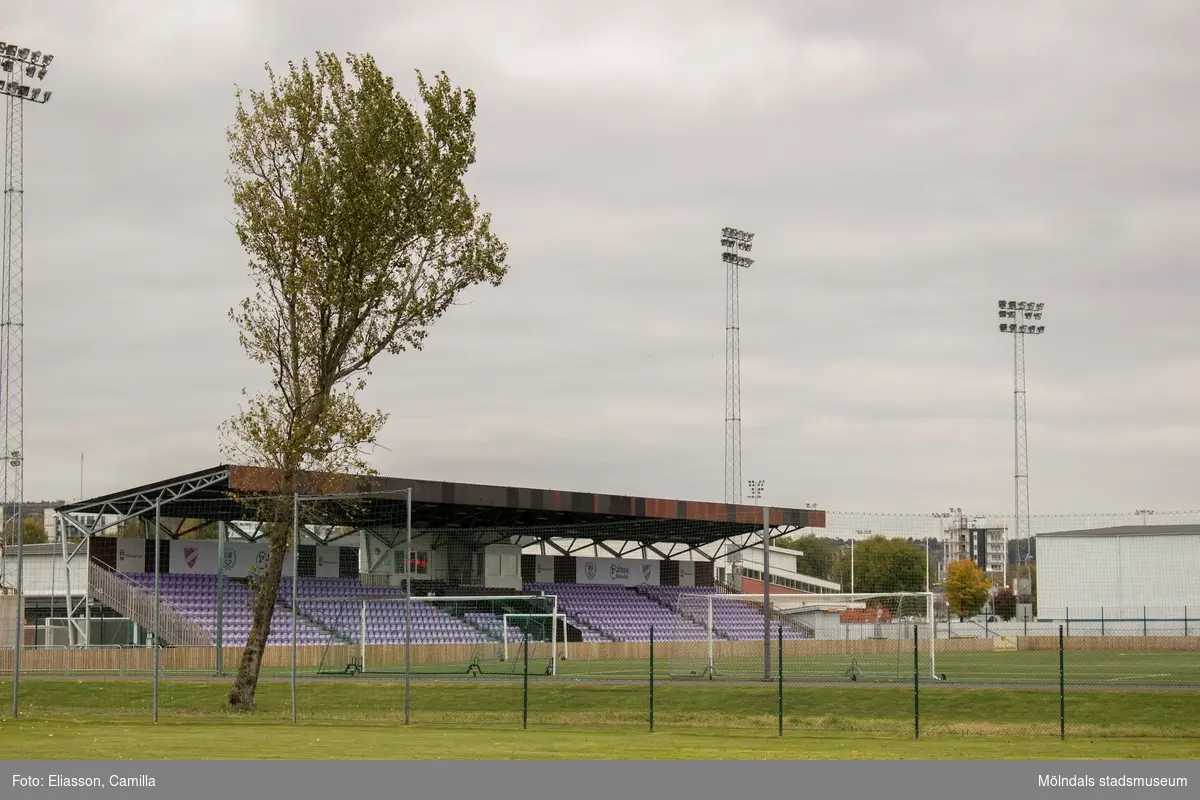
[[302, 594, 563, 678], [668, 591, 937, 682]]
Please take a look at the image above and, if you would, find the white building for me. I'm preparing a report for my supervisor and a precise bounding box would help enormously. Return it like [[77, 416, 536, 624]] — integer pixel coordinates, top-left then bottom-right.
[[729, 543, 841, 595], [942, 518, 1006, 581], [43, 509, 124, 542], [1036, 525, 1200, 619]]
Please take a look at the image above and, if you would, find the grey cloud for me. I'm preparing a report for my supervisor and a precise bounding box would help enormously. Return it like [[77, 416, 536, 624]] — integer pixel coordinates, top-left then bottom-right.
[[4, 1, 1198, 518]]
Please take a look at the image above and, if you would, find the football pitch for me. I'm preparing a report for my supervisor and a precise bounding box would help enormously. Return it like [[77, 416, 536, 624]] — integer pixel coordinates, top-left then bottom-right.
[[1, 671, 1198, 760], [305, 646, 1200, 688]]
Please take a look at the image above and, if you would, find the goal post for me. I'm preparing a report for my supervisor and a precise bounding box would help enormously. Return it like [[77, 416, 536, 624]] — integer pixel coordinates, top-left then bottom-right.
[[670, 591, 938, 682], [502, 613, 569, 668], [300, 593, 561, 678]]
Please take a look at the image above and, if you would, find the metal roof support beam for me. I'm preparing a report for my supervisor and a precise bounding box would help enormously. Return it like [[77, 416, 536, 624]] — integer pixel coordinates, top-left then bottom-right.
[[594, 541, 622, 559], [226, 521, 264, 542], [56, 468, 231, 536]]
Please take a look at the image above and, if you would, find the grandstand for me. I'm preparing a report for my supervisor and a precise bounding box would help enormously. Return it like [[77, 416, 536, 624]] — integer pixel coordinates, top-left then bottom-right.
[[34, 465, 825, 654]]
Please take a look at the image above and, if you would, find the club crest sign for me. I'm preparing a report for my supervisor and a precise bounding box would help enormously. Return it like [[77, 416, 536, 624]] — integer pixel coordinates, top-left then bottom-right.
[[577, 558, 659, 586]]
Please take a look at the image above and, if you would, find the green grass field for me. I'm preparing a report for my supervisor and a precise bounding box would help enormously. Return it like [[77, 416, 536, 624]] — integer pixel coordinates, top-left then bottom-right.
[[5, 641, 1196, 760], [300, 645, 1200, 688], [1, 674, 1197, 761]]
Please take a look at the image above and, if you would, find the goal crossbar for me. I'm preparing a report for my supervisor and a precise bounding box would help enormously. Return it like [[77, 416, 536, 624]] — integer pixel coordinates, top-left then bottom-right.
[[294, 594, 559, 604]]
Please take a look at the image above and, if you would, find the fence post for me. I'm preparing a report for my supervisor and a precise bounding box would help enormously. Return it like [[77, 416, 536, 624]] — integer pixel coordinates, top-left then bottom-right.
[[290, 493, 298, 726], [1100, 607, 1105, 637], [777, 624, 783, 737], [522, 629, 529, 730], [913, 624, 920, 740], [1058, 625, 1065, 741], [649, 626, 654, 733]]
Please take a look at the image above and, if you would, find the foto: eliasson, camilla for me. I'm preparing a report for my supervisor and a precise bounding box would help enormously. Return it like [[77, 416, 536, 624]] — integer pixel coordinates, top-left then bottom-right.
[[45, 774, 156, 788]]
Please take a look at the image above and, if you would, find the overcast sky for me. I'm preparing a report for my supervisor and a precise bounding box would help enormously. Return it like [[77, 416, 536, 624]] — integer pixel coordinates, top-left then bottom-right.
[[5, 0, 1199, 517]]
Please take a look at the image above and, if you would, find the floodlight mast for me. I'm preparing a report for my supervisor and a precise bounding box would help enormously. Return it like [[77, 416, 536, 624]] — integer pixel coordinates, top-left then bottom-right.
[[996, 300, 1045, 602], [1, 42, 54, 721], [720, 227, 754, 505]]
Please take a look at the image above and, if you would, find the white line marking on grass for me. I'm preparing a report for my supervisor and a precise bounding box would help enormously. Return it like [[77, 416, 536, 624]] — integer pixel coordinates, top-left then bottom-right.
[[1103, 674, 1171, 682]]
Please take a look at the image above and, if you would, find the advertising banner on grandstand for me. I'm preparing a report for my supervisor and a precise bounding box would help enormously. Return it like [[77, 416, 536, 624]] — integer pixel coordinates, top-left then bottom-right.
[[534, 555, 554, 583], [115, 538, 146, 573], [575, 557, 660, 586], [221, 542, 279, 578], [678, 560, 695, 587], [170, 540, 218, 575]]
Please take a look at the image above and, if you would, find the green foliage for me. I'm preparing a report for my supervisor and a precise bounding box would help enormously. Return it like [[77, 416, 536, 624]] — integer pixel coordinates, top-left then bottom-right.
[[944, 560, 992, 619], [829, 535, 930, 593], [775, 533, 838, 580], [115, 518, 144, 539], [220, 52, 508, 478], [219, 51, 509, 709], [992, 586, 1017, 621], [2, 516, 48, 546]]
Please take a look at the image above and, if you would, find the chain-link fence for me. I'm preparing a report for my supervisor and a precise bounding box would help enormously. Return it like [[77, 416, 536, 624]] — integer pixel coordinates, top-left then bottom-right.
[[1, 494, 1197, 738], [5, 617, 1196, 738]]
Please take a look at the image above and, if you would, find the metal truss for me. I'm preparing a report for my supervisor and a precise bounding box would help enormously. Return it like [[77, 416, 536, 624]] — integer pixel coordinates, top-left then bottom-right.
[[506, 524, 802, 563], [55, 468, 231, 646]]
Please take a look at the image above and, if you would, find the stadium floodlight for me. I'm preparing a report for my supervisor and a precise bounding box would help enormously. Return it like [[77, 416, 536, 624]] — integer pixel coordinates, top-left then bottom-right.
[[995, 300, 1046, 599], [4, 38, 56, 721], [720, 225, 757, 506]]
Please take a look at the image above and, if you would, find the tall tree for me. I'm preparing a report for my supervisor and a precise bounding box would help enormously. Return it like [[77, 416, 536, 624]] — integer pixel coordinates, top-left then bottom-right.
[[221, 52, 508, 710], [944, 559, 992, 619]]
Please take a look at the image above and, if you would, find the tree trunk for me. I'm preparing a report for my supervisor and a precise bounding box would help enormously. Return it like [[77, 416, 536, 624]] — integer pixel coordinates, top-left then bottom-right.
[[228, 499, 293, 710]]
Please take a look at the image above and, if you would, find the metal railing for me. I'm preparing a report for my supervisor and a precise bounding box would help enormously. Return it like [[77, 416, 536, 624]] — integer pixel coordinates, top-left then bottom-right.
[[87, 563, 212, 647]]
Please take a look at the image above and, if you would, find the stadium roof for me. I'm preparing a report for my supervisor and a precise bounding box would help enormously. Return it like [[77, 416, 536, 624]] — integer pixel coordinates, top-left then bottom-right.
[[54, 465, 824, 559], [1038, 524, 1200, 538]]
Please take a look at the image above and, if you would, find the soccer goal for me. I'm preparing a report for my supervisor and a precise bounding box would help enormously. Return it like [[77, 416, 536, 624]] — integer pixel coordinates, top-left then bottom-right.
[[501, 613, 569, 664], [300, 593, 562, 678], [669, 591, 939, 682]]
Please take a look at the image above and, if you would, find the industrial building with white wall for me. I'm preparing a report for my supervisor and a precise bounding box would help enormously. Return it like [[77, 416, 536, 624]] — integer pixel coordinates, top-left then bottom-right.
[[1036, 525, 1200, 628]]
